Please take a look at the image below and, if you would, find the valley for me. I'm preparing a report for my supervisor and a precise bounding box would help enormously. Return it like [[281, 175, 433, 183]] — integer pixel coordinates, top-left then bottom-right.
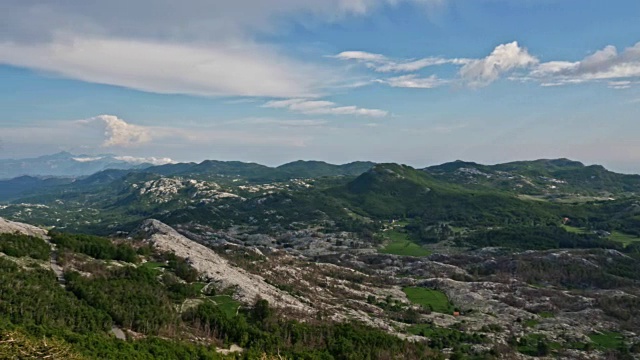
[[0, 158, 639, 359]]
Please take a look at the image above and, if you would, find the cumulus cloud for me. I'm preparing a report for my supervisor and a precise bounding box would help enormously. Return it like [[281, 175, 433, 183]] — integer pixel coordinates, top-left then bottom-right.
[[263, 99, 388, 117], [0, 114, 318, 161], [78, 115, 152, 147], [459, 41, 538, 87], [339, 41, 640, 90], [335, 50, 469, 72], [529, 42, 640, 86], [337, 42, 538, 88]]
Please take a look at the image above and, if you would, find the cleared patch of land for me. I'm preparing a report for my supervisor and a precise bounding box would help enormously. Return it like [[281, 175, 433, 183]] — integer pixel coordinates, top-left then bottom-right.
[[562, 225, 640, 246], [141, 261, 165, 270], [589, 332, 625, 350], [609, 231, 640, 246], [210, 295, 241, 317], [403, 287, 453, 314], [561, 225, 587, 234], [379, 230, 431, 257]]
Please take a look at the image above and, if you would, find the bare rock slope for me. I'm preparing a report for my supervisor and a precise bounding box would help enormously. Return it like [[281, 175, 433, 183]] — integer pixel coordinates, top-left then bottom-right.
[[0, 217, 47, 238], [136, 219, 311, 312]]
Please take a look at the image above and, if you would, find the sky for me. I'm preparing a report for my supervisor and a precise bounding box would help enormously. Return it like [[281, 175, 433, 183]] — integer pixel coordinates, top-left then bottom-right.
[[1, 0, 640, 172]]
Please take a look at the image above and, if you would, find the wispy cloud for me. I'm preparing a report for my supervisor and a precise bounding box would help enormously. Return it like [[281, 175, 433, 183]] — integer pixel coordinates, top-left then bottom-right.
[[334, 51, 469, 73], [608, 81, 632, 89], [0, 36, 324, 98], [263, 99, 388, 117], [236, 118, 329, 127], [377, 74, 448, 88], [336, 42, 538, 88], [0, 1, 445, 99], [338, 40, 640, 90]]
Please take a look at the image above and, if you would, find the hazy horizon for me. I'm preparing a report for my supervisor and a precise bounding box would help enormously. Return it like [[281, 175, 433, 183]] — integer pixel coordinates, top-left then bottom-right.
[[2, 150, 639, 176], [1, 1, 639, 173]]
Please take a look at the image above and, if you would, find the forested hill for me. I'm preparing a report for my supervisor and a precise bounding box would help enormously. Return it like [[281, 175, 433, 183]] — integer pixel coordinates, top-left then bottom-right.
[[424, 158, 640, 196], [331, 163, 560, 226], [0, 219, 436, 359]]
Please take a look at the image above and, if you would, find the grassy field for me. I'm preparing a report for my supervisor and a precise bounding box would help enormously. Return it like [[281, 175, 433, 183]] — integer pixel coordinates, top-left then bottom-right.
[[561, 224, 587, 234], [609, 231, 640, 246], [379, 229, 431, 257], [140, 261, 165, 270], [562, 225, 640, 246], [403, 287, 453, 314], [210, 295, 241, 318], [589, 332, 625, 350], [517, 194, 548, 202], [192, 282, 207, 293], [517, 334, 561, 356]]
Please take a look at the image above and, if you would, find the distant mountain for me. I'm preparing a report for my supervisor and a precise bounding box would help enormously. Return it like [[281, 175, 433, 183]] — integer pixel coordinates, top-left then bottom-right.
[[0, 176, 75, 202], [424, 158, 640, 196], [149, 160, 275, 179], [144, 159, 376, 182], [0, 152, 173, 179], [276, 160, 376, 178]]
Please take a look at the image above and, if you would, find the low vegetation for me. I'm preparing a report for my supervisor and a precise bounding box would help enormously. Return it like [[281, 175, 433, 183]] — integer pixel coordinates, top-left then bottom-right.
[[0, 233, 50, 260], [379, 229, 431, 256], [403, 287, 454, 314]]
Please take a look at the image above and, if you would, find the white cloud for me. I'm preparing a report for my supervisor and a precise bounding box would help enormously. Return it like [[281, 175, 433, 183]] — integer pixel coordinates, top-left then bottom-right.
[[341, 41, 640, 90], [459, 41, 538, 87], [239, 118, 329, 127], [72, 157, 104, 163], [0, 115, 314, 161], [529, 42, 640, 86], [0, 36, 322, 98], [263, 99, 388, 117], [334, 50, 469, 72], [336, 42, 540, 88], [608, 81, 632, 90], [78, 115, 152, 147], [0, 1, 442, 98], [378, 74, 448, 88], [113, 156, 175, 165], [376, 58, 470, 72], [0, 1, 443, 44], [335, 51, 388, 62]]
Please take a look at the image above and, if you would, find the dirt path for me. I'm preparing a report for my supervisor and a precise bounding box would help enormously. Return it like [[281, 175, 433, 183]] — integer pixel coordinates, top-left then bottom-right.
[[48, 243, 66, 287]]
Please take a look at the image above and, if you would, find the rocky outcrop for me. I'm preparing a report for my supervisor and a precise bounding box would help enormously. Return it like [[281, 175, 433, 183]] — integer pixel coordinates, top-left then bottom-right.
[[0, 217, 47, 238], [135, 219, 311, 312]]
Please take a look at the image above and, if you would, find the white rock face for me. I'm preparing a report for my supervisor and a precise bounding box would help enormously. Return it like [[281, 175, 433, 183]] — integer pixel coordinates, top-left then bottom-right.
[[0, 217, 47, 238], [136, 219, 311, 312]]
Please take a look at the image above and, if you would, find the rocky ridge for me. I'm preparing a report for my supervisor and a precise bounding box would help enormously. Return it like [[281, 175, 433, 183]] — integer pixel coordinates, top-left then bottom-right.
[[0, 217, 47, 238], [134, 219, 312, 312]]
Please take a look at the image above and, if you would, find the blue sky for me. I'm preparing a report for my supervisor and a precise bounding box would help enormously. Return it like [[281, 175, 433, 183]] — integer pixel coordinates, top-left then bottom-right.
[[1, 0, 639, 172]]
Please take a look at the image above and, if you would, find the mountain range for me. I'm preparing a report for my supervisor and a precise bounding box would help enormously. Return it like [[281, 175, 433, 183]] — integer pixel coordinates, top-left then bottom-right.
[[1, 155, 640, 359], [0, 152, 173, 179]]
